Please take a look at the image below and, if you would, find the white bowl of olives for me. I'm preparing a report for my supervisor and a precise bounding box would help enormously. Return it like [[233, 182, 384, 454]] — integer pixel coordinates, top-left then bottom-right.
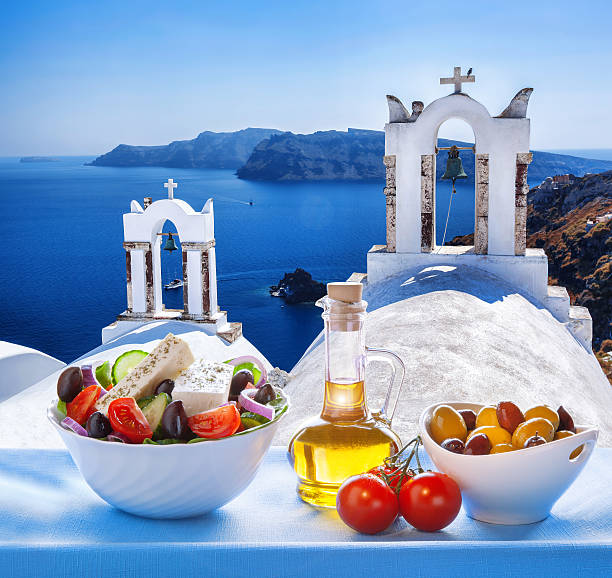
[[419, 401, 598, 525]]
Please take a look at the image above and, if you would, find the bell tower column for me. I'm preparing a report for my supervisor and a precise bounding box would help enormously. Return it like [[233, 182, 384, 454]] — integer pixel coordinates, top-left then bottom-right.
[[181, 240, 216, 319], [122, 241, 151, 315], [515, 152, 533, 255]]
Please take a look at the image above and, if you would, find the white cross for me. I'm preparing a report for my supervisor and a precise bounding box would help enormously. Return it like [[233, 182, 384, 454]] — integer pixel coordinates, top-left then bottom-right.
[[164, 178, 178, 199], [440, 66, 475, 94]]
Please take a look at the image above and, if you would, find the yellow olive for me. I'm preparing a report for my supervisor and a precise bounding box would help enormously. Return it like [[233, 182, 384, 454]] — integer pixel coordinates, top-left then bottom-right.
[[512, 417, 555, 449], [476, 406, 501, 429], [554, 430, 583, 459], [490, 443, 515, 454], [430, 405, 467, 445], [468, 425, 512, 447], [524, 405, 560, 431]]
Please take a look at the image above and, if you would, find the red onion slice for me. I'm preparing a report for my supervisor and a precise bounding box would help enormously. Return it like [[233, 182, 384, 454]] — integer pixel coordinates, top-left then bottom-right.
[[107, 432, 131, 443], [226, 355, 267, 387], [61, 417, 88, 437], [81, 364, 108, 397], [238, 389, 275, 421], [218, 401, 237, 407]]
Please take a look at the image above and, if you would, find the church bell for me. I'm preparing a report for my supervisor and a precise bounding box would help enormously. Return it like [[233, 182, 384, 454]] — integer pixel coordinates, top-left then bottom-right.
[[163, 232, 178, 252], [442, 145, 468, 181]]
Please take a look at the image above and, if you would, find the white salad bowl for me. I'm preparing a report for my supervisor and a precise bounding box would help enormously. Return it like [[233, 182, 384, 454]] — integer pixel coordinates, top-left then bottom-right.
[[48, 397, 288, 519], [419, 402, 598, 525]]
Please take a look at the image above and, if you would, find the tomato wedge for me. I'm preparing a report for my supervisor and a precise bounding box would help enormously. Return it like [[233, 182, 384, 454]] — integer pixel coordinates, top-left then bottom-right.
[[188, 405, 241, 439], [108, 397, 152, 444], [67, 384, 101, 425]]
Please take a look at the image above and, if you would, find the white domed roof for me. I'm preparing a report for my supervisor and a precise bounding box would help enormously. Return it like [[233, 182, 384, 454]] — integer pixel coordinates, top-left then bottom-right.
[[277, 265, 612, 446]]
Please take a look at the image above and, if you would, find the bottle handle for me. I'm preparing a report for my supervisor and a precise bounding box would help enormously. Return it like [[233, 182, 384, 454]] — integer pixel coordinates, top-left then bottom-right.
[[365, 346, 405, 425]]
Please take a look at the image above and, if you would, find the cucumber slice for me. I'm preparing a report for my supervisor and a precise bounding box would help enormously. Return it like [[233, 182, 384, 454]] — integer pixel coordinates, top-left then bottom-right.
[[140, 393, 171, 438], [95, 361, 112, 389], [111, 350, 148, 384], [241, 411, 270, 430], [137, 395, 155, 410]]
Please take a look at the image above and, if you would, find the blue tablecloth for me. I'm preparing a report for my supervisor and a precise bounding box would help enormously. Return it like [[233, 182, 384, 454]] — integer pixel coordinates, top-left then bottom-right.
[[0, 447, 610, 578]]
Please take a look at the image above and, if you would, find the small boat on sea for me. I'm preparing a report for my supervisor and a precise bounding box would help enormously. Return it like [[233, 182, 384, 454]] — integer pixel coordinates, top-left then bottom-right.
[[164, 279, 183, 290]]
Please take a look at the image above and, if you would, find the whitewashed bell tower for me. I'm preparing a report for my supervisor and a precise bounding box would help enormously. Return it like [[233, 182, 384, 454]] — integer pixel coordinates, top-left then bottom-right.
[[365, 68, 593, 349], [102, 179, 242, 344]]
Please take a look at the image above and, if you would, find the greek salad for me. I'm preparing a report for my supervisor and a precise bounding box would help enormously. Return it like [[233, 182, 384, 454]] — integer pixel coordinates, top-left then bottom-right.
[[54, 333, 288, 444]]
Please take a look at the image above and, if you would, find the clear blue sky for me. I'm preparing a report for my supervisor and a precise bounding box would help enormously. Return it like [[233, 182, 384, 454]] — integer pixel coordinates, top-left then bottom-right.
[[1, 0, 611, 155]]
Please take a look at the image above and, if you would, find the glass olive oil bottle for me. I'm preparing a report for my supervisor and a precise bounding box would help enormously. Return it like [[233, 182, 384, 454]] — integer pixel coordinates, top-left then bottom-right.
[[289, 282, 405, 508]]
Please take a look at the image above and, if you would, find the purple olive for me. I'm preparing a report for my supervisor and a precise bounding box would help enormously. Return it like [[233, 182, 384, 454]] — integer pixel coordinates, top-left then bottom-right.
[[464, 433, 491, 455], [86, 412, 112, 438], [161, 400, 191, 440], [524, 433, 546, 448], [155, 379, 175, 396], [557, 406, 576, 433], [229, 369, 255, 401], [441, 438, 465, 454], [253, 384, 275, 405], [57, 366, 83, 402], [459, 409, 477, 431]]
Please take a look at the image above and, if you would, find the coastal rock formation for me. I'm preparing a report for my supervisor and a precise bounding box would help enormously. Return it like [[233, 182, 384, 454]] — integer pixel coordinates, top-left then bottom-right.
[[237, 130, 612, 183], [270, 268, 326, 304], [89, 128, 280, 169], [238, 129, 385, 181], [90, 127, 612, 181]]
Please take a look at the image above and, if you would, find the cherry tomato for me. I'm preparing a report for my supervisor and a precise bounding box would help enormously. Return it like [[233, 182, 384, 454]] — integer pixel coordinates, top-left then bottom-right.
[[108, 397, 153, 444], [398, 471, 462, 532], [67, 385, 101, 425], [368, 464, 413, 492], [336, 473, 399, 534], [187, 404, 241, 439]]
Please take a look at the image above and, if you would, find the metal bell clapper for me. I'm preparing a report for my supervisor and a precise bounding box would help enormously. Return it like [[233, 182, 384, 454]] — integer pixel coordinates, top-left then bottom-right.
[[163, 232, 179, 252]]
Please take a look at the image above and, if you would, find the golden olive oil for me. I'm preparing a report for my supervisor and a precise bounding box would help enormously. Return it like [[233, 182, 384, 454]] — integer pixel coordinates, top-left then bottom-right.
[[289, 380, 400, 508]]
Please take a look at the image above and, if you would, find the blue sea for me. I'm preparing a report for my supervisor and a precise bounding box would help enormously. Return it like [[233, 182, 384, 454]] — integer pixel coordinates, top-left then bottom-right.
[[0, 156, 510, 370]]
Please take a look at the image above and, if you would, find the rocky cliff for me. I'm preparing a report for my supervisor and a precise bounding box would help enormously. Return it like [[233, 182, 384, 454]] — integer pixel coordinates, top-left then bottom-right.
[[527, 172, 612, 377], [237, 129, 612, 182], [88, 128, 281, 169], [449, 171, 612, 380]]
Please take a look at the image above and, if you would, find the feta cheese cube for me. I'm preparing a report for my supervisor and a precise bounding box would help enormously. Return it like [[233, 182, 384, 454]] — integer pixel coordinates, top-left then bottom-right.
[[95, 333, 195, 415], [171, 358, 234, 416]]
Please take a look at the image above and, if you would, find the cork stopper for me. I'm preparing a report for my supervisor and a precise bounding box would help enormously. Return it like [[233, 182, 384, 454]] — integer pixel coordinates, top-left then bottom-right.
[[324, 283, 366, 331], [327, 282, 363, 303]]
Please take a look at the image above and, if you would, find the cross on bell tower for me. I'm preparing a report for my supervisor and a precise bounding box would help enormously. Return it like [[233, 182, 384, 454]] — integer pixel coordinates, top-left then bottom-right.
[[440, 66, 475, 94], [164, 178, 178, 199]]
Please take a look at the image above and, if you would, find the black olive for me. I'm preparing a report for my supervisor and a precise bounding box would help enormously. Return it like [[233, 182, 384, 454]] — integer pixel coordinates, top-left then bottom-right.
[[155, 379, 175, 396], [86, 412, 112, 438], [161, 400, 191, 440], [253, 383, 275, 405], [57, 366, 83, 402], [229, 369, 255, 400]]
